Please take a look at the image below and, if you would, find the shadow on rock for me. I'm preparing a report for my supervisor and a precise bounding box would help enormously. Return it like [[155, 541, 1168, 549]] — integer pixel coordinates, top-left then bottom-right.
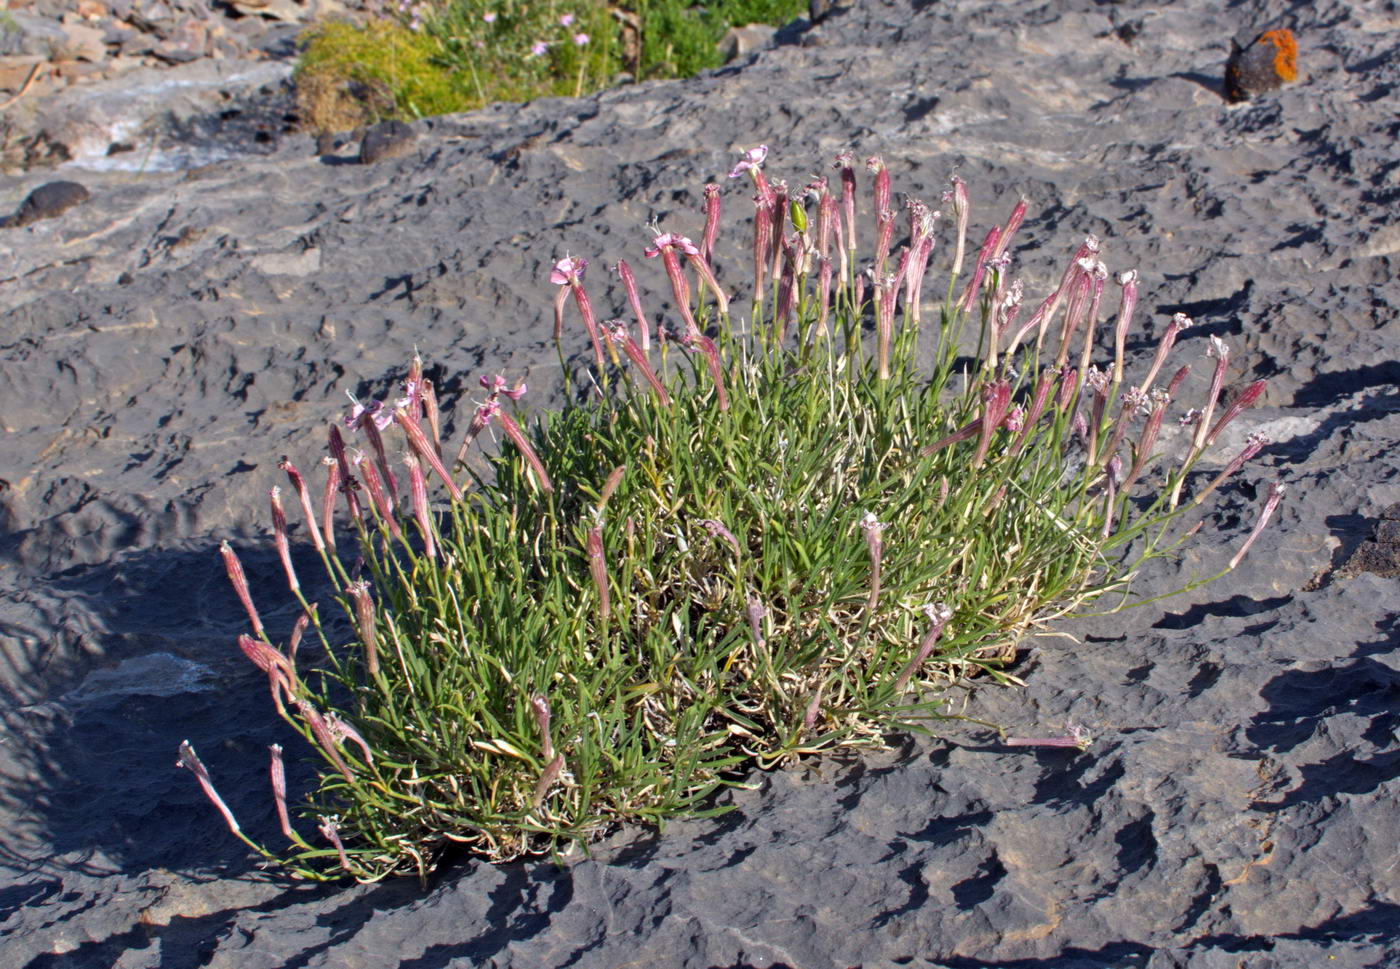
[[1247, 613, 1400, 806], [0, 539, 332, 878]]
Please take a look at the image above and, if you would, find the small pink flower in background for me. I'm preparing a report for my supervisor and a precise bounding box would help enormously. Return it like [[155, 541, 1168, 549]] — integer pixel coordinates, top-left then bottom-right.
[[530, 40, 549, 57], [269, 487, 299, 594], [727, 145, 768, 179], [746, 597, 767, 646], [573, 32, 589, 46], [482, 11, 496, 22], [559, 13, 574, 27]]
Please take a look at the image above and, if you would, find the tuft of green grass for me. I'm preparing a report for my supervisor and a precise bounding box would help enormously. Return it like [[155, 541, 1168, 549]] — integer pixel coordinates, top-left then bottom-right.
[[294, 17, 476, 129], [295, 0, 809, 132], [183, 149, 1283, 882]]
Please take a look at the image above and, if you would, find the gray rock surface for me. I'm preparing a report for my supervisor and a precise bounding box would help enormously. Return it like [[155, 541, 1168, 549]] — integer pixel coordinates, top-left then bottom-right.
[[2, 0, 1399, 966], [1, 55, 295, 171]]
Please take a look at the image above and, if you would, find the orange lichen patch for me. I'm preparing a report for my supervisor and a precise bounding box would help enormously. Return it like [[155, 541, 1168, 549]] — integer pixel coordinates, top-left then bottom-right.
[[1260, 29, 1299, 81]]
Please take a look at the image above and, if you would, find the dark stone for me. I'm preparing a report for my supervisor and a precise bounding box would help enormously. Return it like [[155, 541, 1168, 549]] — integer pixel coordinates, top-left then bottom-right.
[[359, 120, 416, 165], [1, 180, 90, 228], [1225, 27, 1299, 103]]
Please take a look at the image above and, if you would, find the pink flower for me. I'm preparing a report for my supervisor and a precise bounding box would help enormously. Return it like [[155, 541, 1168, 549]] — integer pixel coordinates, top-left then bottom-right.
[[894, 603, 955, 692], [614, 259, 648, 351], [1006, 725, 1093, 751], [948, 174, 970, 276], [480, 373, 528, 400], [269, 487, 298, 594], [644, 233, 700, 340], [176, 741, 242, 835], [550, 255, 586, 285], [972, 379, 1013, 468], [220, 541, 263, 638], [269, 745, 299, 842], [604, 321, 671, 406], [860, 511, 886, 614], [318, 815, 351, 871], [530, 40, 549, 57], [551, 256, 603, 365], [456, 375, 553, 493], [727, 145, 768, 179], [643, 233, 699, 257], [559, 13, 574, 27], [587, 526, 609, 623], [343, 395, 394, 432], [483, 11, 496, 23], [532, 694, 555, 761], [701, 183, 721, 265], [278, 457, 324, 554], [348, 581, 380, 676], [1230, 482, 1286, 569], [573, 32, 589, 46]]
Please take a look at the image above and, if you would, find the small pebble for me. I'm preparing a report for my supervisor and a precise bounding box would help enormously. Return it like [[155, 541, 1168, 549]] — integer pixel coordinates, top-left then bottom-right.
[[1225, 27, 1299, 102], [359, 120, 416, 165], [0, 181, 91, 229]]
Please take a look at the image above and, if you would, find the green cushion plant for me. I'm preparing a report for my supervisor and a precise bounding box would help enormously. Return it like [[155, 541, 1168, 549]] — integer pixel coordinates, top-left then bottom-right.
[[182, 148, 1283, 882]]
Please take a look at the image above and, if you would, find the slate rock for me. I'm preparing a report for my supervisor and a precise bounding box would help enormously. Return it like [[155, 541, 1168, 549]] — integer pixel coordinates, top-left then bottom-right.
[[0, 180, 90, 227], [358, 118, 415, 164]]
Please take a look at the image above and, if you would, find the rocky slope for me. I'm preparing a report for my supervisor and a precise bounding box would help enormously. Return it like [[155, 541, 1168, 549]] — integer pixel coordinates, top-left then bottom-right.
[[2, 0, 1398, 965]]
